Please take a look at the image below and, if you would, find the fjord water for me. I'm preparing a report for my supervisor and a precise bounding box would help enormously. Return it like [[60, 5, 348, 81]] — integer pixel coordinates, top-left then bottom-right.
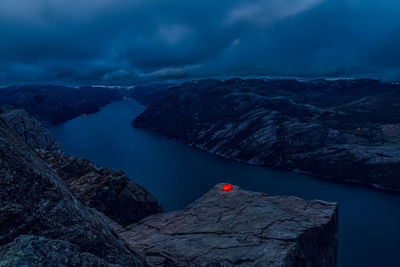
[[51, 99, 400, 267]]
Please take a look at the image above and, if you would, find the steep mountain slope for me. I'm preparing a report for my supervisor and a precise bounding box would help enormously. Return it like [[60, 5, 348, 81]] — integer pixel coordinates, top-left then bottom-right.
[[0, 107, 339, 266], [0, 108, 62, 152], [0, 108, 162, 227], [133, 78, 400, 191], [0, 117, 143, 266]]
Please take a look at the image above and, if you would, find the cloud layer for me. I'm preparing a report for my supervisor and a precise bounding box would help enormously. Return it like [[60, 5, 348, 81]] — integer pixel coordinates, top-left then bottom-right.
[[0, 0, 399, 84]]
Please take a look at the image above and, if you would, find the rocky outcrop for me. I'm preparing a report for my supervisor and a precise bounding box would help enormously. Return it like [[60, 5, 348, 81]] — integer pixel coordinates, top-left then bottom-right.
[[120, 184, 338, 267], [0, 107, 339, 266], [133, 78, 400, 192], [0, 107, 162, 226], [0, 85, 122, 126], [0, 117, 143, 266], [37, 150, 162, 226], [0, 108, 62, 152]]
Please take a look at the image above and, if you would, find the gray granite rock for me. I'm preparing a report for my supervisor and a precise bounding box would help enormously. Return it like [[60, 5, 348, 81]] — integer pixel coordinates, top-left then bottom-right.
[[37, 150, 163, 226], [0, 107, 339, 266], [0, 107, 162, 227], [120, 184, 338, 267], [0, 235, 114, 267], [0, 108, 62, 152], [0, 118, 144, 266]]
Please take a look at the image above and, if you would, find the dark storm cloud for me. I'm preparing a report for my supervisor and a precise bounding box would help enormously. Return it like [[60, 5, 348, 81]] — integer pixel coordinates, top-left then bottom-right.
[[0, 0, 399, 84]]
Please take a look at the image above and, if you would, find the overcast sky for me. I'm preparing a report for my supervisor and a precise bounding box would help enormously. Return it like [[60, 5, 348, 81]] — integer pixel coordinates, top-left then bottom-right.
[[0, 0, 399, 84]]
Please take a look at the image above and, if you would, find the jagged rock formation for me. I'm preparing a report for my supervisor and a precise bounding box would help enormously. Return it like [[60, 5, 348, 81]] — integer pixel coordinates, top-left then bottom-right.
[[0, 108, 339, 266], [0, 106, 162, 227], [0, 85, 122, 126], [0, 117, 144, 266], [120, 184, 338, 267], [133, 78, 400, 192], [0, 108, 62, 152], [37, 150, 162, 226]]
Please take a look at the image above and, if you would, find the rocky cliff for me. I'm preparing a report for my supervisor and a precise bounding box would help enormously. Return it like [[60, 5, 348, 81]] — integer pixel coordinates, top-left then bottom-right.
[[0, 117, 144, 266], [133, 78, 400, 192], [120, 184, 338, 267], [0, 108, 339, 266], [37, 150, 162, 226], [0, 108, 62, 152], [0, 107, 162, 227]]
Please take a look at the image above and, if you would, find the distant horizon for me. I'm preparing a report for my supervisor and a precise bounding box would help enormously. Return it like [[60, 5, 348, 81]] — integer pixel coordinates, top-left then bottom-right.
[[1, 75, 399, 88]]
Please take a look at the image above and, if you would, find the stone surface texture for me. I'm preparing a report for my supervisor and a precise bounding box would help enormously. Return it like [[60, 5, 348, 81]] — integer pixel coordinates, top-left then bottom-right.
[[0, 117, 144, 266], [120, 184, 338, 267], [0, 108, 62, 152], [37, 150, 162, 226], [0, 107, 339, 266]]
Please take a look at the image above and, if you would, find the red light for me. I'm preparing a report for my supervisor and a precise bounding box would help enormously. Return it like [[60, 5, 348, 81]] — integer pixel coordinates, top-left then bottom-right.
[[222, 184, 233, 192]]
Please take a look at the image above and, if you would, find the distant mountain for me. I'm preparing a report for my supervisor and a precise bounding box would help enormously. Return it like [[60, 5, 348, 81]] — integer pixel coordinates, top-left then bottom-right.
[[133, 78, 400, 192], [0, 85, 122, 126], [118, 84, 172, 106]]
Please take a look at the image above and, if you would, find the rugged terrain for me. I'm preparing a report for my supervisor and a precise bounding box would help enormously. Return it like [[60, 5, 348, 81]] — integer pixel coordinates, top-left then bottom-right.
[[0, 108, 162, 227], [37, 150, 162, 226], [0, 114, 144, 266], [0, 85, 122, 126], [0, 84, 173, 126], [0, 108, 339, 266], [133, 78, 400, 192], [0, 107, 62, 152]]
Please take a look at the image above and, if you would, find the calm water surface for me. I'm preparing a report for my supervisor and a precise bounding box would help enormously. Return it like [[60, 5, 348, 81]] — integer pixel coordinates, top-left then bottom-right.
[[51, 99, 400, 267]]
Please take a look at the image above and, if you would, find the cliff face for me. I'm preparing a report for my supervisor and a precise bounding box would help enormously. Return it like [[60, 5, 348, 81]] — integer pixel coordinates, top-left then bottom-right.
[[0, 107, 162, 227], [0, 108, 62, 152], [0, 108, 339, 266], [37, 150, 162, 226], [0, 118, 143, 266], [120, 184, 338, 267], [133, 78, 400, 192]]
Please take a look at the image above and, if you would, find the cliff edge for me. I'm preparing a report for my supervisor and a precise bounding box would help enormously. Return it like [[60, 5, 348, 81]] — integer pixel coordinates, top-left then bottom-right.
[[0, 108, 339, 266], [120, 184, 338, 267]]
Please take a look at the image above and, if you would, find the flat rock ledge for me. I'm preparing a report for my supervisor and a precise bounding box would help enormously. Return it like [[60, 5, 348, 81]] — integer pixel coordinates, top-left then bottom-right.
[[120, 184, 338, 267]]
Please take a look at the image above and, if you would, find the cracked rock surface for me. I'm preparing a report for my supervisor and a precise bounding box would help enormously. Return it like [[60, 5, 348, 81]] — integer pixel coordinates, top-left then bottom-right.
[[120, 184, 338, 267], [0, 108, 62, 152]]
